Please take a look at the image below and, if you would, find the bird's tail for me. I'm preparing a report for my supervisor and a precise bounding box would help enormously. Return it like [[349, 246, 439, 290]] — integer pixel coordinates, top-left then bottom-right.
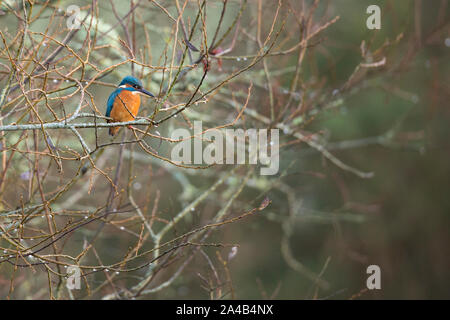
[[109, 126, 120, 136]]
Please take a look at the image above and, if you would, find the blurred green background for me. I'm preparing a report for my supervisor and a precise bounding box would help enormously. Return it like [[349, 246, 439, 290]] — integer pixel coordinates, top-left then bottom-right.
[[223, 0, 450, 299]]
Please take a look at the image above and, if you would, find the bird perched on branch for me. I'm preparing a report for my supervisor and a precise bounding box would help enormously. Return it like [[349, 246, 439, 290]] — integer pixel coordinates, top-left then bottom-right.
[[105, 76, 154, 136]]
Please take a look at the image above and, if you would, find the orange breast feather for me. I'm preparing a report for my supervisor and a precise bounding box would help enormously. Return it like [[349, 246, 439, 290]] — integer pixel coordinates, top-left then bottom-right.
[[110, 90, 141, 122]]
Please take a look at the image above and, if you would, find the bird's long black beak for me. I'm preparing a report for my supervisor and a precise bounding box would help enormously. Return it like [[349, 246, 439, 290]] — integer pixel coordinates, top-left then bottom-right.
[[139, 88, 155, 97]]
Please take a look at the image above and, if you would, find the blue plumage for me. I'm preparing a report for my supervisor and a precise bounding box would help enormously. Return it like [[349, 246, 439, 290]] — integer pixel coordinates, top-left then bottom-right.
[[119, 76, 142, 88], [106, 89, 119, 118]]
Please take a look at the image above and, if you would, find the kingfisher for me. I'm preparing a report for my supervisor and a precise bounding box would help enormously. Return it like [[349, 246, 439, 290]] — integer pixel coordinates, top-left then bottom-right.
[[106, 76, 154, 136]]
